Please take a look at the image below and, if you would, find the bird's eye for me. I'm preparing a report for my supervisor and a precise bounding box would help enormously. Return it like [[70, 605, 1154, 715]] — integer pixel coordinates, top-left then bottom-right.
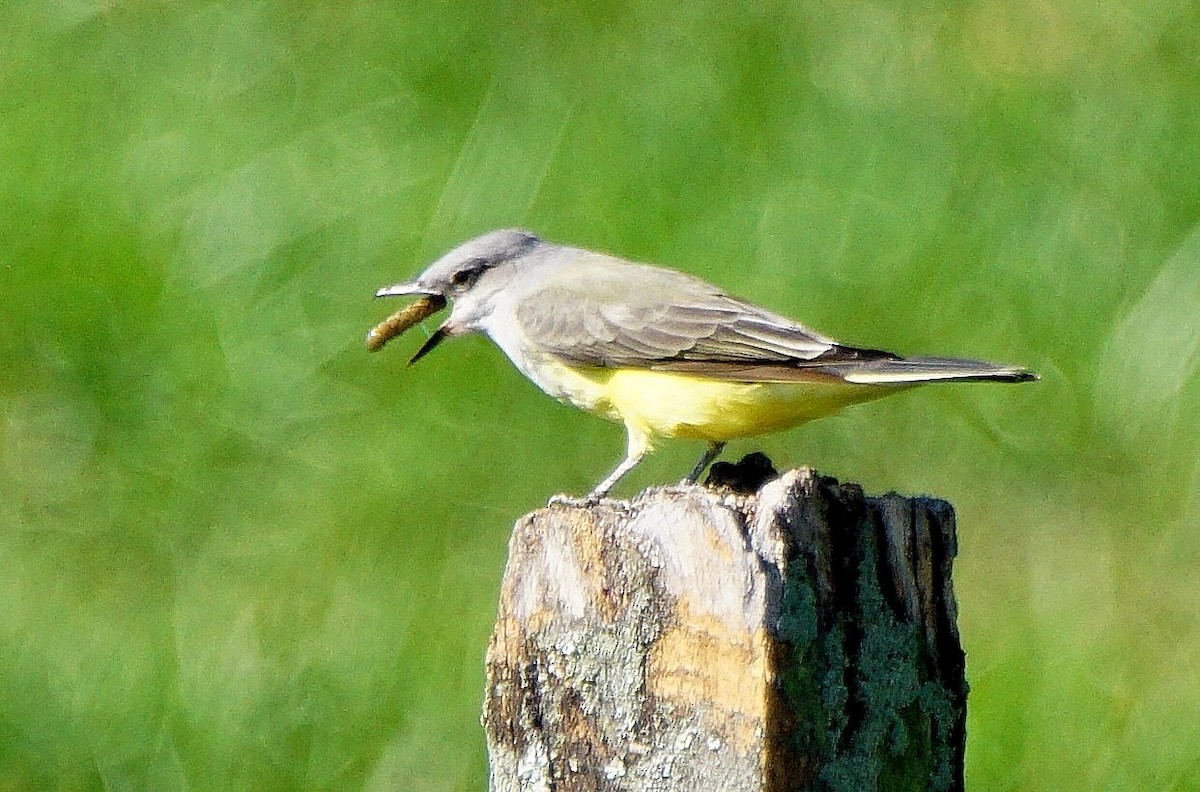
[[451, 263, 486, 288]]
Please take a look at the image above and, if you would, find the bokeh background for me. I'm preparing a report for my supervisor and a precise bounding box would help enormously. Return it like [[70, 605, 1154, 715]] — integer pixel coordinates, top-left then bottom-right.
[[2, 1, 1198, 789]]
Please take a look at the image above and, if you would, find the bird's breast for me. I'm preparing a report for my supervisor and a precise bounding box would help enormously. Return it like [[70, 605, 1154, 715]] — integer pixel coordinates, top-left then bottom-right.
[[478, 312, 613, 414]]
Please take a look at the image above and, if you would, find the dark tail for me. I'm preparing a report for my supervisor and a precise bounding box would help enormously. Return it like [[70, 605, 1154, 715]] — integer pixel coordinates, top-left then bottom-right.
[[834, 356, 1038, 385]]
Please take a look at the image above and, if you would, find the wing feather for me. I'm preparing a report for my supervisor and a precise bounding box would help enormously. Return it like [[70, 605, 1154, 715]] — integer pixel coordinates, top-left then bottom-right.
[[511, 251, 890, 382]]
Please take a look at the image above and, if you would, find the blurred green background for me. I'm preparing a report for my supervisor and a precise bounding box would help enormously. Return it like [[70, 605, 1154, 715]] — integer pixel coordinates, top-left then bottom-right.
[[2, 1, 1198, 789]]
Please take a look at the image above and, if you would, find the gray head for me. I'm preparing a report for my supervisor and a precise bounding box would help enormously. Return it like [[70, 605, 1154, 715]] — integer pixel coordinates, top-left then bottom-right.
[[372, 228, 544, 362], [380, 229, 540, 298]]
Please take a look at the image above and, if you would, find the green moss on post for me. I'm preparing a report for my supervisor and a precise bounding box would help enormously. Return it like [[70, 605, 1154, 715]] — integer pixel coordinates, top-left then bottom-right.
[[767, 476, 966, 790]]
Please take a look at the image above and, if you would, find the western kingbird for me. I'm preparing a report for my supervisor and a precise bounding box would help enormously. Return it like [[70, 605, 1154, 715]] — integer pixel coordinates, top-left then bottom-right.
[[369, 229, 1036, 497]]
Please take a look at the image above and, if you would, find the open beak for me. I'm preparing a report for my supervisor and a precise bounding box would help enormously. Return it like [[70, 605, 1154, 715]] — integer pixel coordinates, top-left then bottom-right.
[[375, 280, 436, 298], [366, 283, 448, 359]]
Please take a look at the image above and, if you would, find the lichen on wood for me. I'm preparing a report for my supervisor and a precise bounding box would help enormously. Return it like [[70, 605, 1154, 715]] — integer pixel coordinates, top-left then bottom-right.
[[484, 467, 967, 791]]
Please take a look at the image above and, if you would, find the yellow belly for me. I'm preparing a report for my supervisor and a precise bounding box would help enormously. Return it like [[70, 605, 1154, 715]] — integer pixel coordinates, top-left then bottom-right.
[[538, 363, 903, 443]]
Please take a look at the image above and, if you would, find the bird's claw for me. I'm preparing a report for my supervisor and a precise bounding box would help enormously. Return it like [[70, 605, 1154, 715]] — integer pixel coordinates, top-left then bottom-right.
[[547, 492, 599, 508], [546, 492, 636, 512]]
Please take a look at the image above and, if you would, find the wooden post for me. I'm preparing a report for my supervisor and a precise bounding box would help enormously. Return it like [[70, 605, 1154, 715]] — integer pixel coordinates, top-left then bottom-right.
[[483, 466, 967, 791]]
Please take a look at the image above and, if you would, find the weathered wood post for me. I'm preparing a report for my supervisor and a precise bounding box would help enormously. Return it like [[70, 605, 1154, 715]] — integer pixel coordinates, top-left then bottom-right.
[[483, 463, 967, 791]]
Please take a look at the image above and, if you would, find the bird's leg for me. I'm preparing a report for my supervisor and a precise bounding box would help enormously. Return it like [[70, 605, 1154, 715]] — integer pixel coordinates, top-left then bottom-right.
[[584, 425, 654, 499], [549, 448, 645, 506], [549, 453, 642, 507], [586, 451, 645, 499], [685, 441, 726, 484]]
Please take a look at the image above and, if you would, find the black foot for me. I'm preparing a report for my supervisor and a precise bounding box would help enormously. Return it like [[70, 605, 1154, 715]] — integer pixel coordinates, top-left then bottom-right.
[[704, 452, 779, 494]]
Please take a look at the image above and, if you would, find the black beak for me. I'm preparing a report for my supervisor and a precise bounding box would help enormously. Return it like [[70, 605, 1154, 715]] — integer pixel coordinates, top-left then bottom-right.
[[408, 324, 450, 366]]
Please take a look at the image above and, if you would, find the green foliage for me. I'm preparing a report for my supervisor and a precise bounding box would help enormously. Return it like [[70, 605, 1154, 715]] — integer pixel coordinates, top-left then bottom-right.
[[2, 1, 1198, 789]]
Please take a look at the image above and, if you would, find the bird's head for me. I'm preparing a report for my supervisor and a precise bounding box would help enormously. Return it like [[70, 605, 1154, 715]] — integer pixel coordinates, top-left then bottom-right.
[[367, 228, 542, 363]]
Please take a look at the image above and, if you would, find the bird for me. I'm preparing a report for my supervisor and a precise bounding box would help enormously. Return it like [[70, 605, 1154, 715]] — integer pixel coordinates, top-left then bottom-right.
[[368, 229, 1036, 498]]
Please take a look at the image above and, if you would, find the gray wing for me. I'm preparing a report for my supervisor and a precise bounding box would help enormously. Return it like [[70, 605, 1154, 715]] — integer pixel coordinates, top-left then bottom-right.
[[513, 252, 896, 383]]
